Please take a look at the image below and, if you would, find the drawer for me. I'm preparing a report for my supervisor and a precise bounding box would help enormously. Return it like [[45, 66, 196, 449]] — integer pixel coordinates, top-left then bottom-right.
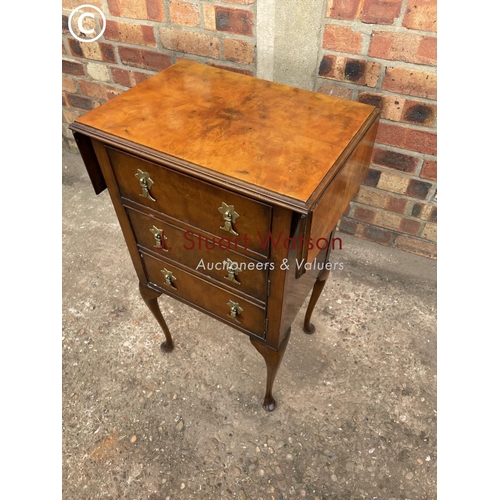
[[126, 206, 269, 302], [141, 252, 267, 338], [106, 147, 272, 256]]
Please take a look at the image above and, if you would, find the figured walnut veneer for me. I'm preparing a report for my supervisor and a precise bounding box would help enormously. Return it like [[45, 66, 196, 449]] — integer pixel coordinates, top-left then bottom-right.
[[71, 60, 378, 410]]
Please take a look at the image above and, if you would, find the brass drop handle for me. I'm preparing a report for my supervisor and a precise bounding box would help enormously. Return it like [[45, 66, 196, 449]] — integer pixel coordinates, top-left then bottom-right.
[[135, 169, 156, 201], [227, 300, 243, 323], [223, 258, 241, 285], [150, 225, 168, 252], [161, 268, 177, 290], [218, 202, 239, 236]]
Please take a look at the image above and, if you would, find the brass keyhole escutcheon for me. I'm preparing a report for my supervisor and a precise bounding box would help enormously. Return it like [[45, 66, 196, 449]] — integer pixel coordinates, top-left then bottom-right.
[[227, 300, 243, 323], [135, 169, 156, 201], [150, 225, 168, 252], [161, 268, 177, 290], [223, 258, 241, 285], [218, 202, 239, 236]]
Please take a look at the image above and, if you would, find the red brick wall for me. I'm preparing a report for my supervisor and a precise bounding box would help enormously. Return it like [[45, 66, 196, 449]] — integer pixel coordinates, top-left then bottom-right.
[[317, 0, 437, 258], [62, 0, 257, 149], [63, 0, 437, 259]]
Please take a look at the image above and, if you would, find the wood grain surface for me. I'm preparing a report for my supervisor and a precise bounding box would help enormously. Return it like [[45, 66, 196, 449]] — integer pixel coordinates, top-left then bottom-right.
[[74, 60, 376, 204]]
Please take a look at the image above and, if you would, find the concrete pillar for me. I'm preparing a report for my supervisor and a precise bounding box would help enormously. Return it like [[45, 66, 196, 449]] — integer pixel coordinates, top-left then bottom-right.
[[256, 0, 327, 91]]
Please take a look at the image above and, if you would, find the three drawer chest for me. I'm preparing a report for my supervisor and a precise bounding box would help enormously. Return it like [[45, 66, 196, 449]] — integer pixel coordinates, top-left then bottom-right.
[[70, 60, 379, 411]]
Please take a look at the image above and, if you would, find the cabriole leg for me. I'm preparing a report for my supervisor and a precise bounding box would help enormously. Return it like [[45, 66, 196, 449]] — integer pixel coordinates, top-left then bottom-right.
[[303, 268, 330, 334], [250, 332, 290, 411], [139, 282, 174, 352]]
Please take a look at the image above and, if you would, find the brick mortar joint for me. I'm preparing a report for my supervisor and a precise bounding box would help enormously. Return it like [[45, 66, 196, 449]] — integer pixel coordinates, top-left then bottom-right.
[[375, 60, 385, 90], [351, 200, 434, 223], [361, 89, 438, 106], [302, 80, 439, 123], [368, 164, 438, 185], [73, 76, 131, 92], [416, 223, 436, 240], [378, 118, 437, 133], [377, 85, 437, 104], [374, 143, 436, 160], [152, 24, 162, 50], [414, 157, 424, 177], [315, 78, 429, 111], [162, 0, 172, 24], [360, 33, 371, 56], [198, 0, 256, 11], [338, 217, 437, 250], [322, 18, 436, 38], [62, 40, 256, 73], [171, 52, 255, 70], [182, 52, 254, 67], [63, 17, 257, 44], [62, 37, 71, 55], [357, 185, 430, 203], [63, 28, 256, 51], [316, 77, 376, 93], [393, 233, 437, 243], [320, 48, 437, 73], [157, 22, 256, 37], [356, 218, 436, 242], [92, 64, 159, 77], [64, 45, 256, 69], [397, 0, 411, 28], [64, 36, 164, 55], [62, 1, 256, 16], [341, 217, 436, 244], [63, 12, 167, 28]]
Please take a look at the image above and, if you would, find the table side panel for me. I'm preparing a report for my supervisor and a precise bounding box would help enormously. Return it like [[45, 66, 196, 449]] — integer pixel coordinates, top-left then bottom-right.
[[73, 132, 106, 195], [306, 117, 379, 263], [91, 139, 148, 283]]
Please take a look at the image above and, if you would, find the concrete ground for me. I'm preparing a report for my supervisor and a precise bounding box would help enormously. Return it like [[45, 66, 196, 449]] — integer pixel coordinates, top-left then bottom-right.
[[62, 150, 437, 500]]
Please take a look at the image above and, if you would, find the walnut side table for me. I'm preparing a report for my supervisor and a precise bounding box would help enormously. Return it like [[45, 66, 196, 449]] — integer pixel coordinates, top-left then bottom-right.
[[70, 60, 379, 411]]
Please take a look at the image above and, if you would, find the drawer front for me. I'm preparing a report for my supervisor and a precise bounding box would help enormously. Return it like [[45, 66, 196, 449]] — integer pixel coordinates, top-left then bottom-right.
[[142, 252, 267, 338], [107, 147, 272, 256], [127, 207, 269, 302]]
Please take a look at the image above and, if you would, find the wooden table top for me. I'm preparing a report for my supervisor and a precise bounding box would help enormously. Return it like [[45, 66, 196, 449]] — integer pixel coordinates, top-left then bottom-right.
[[75, 60, 377, 208]]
